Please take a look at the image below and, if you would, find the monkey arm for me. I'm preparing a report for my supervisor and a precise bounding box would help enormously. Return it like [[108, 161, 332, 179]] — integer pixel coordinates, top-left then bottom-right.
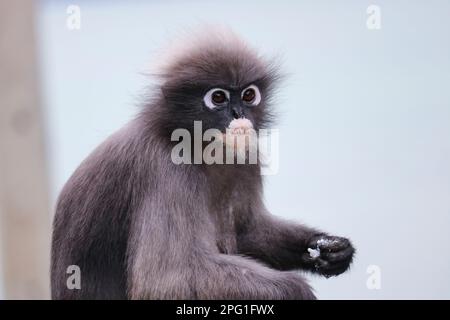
[[236, 208, 321, 271], [236, 205, 355, 277]]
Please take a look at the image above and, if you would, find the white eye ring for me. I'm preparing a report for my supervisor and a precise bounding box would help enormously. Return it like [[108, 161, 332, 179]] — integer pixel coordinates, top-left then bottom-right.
[[203, 88, 230, 109], [241, 84, 261, 106]]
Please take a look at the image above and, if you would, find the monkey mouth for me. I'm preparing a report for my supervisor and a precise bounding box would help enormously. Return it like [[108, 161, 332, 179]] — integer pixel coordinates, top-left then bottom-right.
[[226, 118, 254, 135], [218, 118, 258, 154]]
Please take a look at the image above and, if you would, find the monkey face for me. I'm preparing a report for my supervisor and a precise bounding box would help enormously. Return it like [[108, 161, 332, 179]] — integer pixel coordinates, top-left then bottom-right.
[[200, 83, 263, 132], [156, 32, 280, 136]]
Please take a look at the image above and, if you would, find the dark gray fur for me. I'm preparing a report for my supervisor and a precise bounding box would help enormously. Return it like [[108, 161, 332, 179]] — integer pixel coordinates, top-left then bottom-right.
[[51, 31, 354, 299]]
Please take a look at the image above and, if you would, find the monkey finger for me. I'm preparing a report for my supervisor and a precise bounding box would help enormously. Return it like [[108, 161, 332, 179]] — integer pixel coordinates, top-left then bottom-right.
[[313, 258, 330, 271], [301, 252, 319, 266], [317, 237, 351, 253], [320, 246, 355, 263]]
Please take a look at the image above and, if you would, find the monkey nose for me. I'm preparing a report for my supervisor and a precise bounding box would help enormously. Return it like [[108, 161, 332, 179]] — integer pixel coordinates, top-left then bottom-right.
[[231, 107, 243, 119]]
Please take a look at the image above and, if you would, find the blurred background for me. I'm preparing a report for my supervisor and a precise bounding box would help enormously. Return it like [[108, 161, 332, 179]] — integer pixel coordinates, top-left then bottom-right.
[[0, 0, 449, 299]]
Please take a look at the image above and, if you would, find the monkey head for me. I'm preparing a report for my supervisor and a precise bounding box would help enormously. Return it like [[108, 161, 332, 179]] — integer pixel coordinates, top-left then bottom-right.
[[152, 28, 281, 137]]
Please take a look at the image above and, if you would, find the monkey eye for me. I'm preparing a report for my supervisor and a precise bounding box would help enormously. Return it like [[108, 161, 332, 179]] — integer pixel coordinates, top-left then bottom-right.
[[241, 85, 261, 106], [204, 88, 230, 109]]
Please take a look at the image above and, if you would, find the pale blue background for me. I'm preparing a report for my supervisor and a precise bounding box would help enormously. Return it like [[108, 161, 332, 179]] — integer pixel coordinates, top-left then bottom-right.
[[28, 0, 450, 299]]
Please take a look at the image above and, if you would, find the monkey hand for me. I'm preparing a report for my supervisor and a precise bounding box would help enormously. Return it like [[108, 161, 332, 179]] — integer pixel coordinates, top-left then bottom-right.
[[302, 234, 355, 278]]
